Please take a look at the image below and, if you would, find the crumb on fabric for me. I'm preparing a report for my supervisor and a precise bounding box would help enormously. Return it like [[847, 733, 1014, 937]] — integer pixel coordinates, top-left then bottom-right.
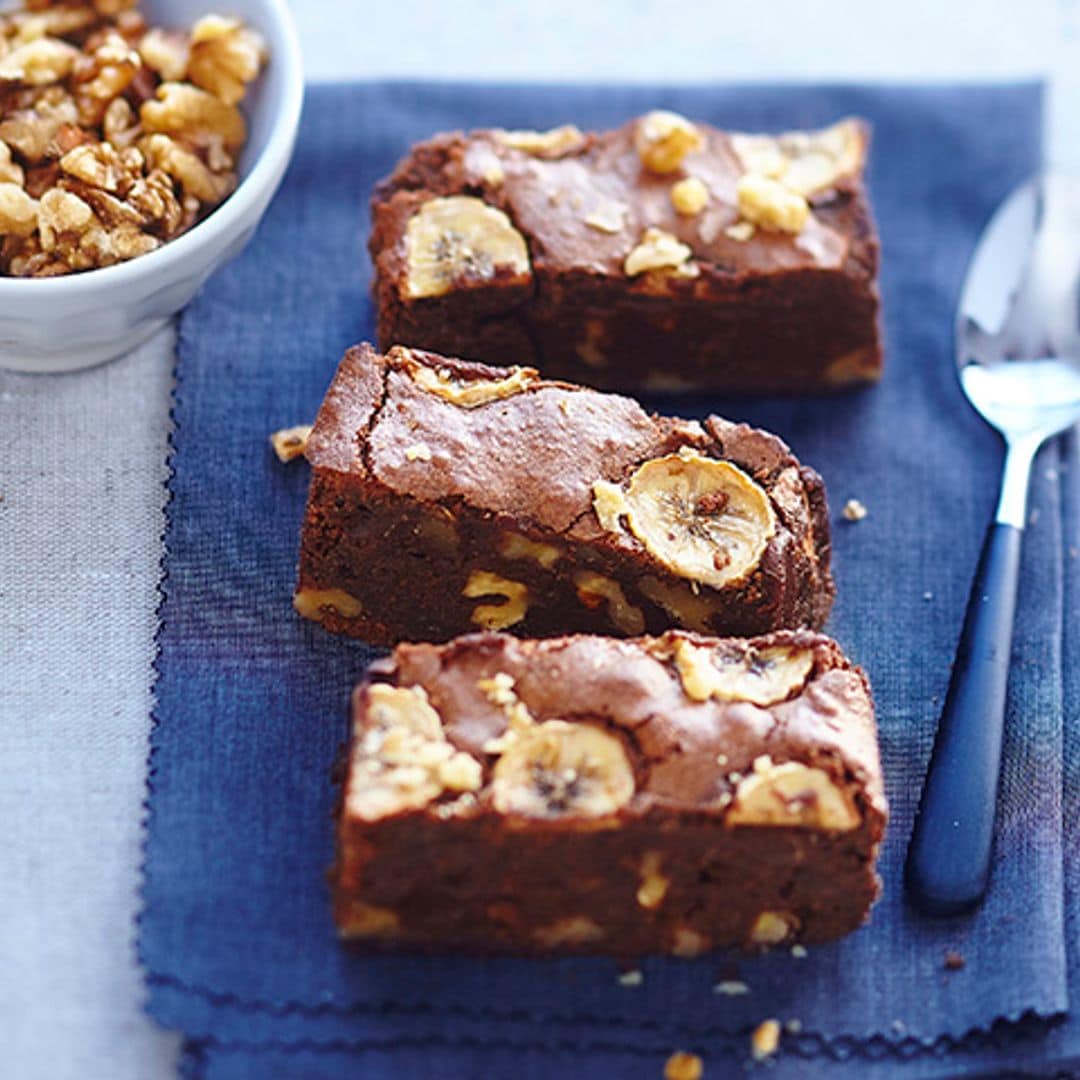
[[944, 950, 966, 971], [841, 498, 867, 522], [270, 424, 312, 463], [751, 1019, 781, 1061], [664, 1050, 704, 1080]]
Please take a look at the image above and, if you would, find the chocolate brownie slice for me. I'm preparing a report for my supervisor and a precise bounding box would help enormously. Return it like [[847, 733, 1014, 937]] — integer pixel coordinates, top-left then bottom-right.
[[331, 630, 887, 953], [295, 344, 834, 645], [369, 113, 881, 394]]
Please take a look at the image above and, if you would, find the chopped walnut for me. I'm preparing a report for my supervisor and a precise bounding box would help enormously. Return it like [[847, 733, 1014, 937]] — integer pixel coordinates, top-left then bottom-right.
[[663, 1051, 704, 1080], [0, 2, 265, 278], [533, 915, 605, 947], [59, 140, 140, 193], [496, 124, 584, 157], [0, 182, 38, 236], [724, 221, 755, 242], [736, 173, 810, 234], [72, 31, 141, 126], [37, 185, 92, 244], [731, 119, 865, 197], [624, 226, 698, 278], [463, 569, 529, 630], [141, 81, 245, 149], [750, 1019, 781, 1061], [123, 167, 187, 234], [6, 6, 98, 40], [338, 901, 400, 940], [137, 27, 189, 82], [101, 96, 137, 147], [477, 671, 535, 754], [748, 910, 799, 947], [187, 15, 265, 107], [0, 88, 79, 163], [477, 671, 518, 709], [573, 570, 645, 635], [499, 532, 561, 570], [0, 142, 25, 185], [670, 176, 709, 216], [842, 498, 868, 522], [671, 926, 709, 957], [0, 36, 81, 86], [635, 850, 670, 909], [269, 424, 312, 463], [346, 684, 483, 821], [634, 110, 702, 174], [294, 587, 362, 622], [403, 442, 432, 463], [140, 131, 233, 202]]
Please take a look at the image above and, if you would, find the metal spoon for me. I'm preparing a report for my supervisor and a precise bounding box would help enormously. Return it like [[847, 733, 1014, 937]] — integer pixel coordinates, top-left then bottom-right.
[[905, 175, 1080, 916]]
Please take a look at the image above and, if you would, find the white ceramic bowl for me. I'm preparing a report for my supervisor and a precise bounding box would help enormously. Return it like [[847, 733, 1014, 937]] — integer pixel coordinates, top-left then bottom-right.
[[0, 0, 303, 373]]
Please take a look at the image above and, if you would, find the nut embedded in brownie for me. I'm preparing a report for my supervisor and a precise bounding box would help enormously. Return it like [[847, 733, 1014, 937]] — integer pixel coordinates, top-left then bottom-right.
[[295, 343, 834, 645], [369, 112, 882, 394], [331, 629, 888, 954]]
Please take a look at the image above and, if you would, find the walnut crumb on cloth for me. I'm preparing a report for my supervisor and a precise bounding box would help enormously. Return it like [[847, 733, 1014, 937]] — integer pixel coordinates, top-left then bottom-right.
[[842, 497, 868, 522], [269, 425, 312, 463], [750, 1018, 782, 1060], [663, 1050, 704, 1080]]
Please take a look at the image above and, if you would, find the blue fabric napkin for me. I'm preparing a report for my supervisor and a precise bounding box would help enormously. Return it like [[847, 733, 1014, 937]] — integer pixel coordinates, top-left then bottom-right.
[[141, 81, 1075, 1076], [187, 429, 1080, 1080]]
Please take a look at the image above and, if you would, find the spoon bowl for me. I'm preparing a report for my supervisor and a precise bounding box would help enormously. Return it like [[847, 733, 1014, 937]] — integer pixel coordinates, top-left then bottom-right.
[[961, 360, 1080, 437]]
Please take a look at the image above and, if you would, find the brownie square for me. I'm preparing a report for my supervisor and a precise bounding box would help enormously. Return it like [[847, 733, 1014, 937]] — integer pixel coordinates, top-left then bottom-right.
[[369, 113, 881, 394], [332, 630, 887, 953], [296, 343, 834, 645]]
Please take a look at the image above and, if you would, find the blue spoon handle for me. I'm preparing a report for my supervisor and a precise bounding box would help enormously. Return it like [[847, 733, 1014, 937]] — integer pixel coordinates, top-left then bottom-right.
[[905, 521, 1023, 915]]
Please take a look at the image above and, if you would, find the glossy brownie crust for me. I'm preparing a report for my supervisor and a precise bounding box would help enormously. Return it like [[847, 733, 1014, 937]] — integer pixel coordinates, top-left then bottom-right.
[[369, 116, 882, 394], [296, 344, 834, 645], [331, 630, 887, 954]]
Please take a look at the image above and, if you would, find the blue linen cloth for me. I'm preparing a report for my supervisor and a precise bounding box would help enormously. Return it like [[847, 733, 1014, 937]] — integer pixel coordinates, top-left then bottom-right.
[[140, 81, 1076, 1076], [188, 430, 1080, 1080]]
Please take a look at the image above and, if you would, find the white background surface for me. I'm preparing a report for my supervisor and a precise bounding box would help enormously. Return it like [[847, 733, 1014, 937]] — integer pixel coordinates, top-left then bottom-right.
[[1, 2, 1077, 1077]]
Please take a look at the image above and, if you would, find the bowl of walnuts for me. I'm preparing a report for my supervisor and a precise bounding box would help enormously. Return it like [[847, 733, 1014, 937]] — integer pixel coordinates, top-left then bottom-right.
[[0, 0, 303, 372]]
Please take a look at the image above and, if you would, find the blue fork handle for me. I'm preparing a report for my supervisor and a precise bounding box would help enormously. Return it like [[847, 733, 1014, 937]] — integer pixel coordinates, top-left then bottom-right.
[[905, 521, 1023, 915]]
